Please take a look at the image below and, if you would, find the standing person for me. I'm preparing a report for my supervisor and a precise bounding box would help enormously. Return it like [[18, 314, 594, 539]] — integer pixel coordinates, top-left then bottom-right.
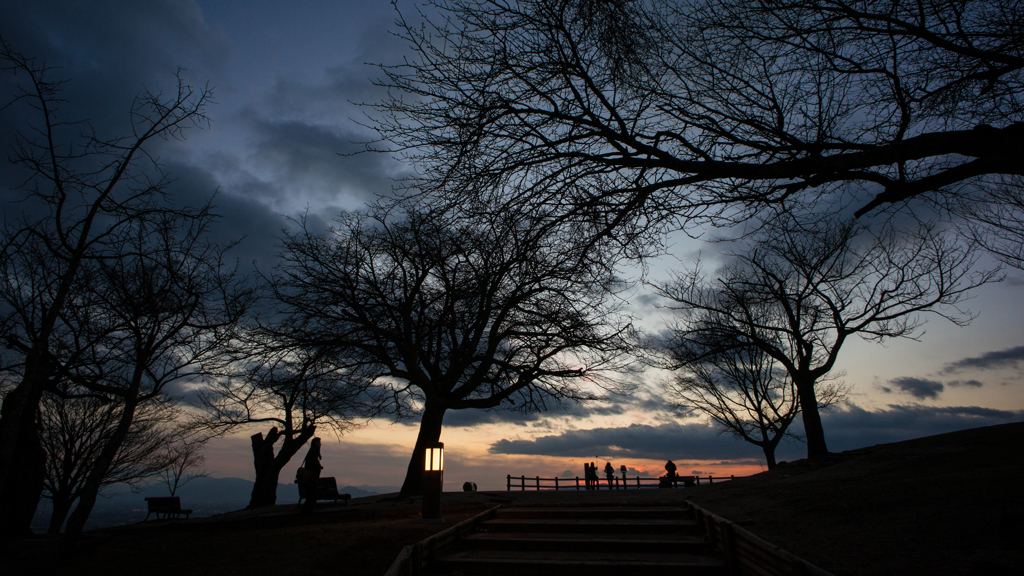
[[588, 462, 598, 490], [301, 438, 324, 513], [665, 460, 678, 488], [604, 462, 615, 489]]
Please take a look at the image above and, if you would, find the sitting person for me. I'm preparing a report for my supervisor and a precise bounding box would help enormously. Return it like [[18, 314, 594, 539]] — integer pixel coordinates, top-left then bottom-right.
[[665, 460, 678, 487]]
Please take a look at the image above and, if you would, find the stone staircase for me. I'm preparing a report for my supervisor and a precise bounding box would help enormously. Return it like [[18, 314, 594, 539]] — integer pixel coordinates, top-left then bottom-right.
[[426, 504, 728, 575]]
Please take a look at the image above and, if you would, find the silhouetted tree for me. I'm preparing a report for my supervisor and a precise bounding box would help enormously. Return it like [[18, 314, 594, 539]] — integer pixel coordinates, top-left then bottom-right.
[[157, 434, 211, 497], [38, 390, 178, 534], [663, 334, 846, 469], [269, 207, 636, 496], [375, 0, 1023, 251], [0, 39, 213, 537], [658, 216, 996, 459], [954, 176, 1024, 270], [196, 345, 375, 508], [55, 213, 251, 535]]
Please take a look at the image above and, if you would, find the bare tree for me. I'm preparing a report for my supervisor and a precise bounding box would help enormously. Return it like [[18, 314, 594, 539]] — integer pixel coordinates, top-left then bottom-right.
[[374, 0, 1023, 251], [658, 215, 996, 460], [663, 333, 846, 469], [38, 390, 179, 534], [54, 212, 251, 535], [269, 207, 636, 496], [954, 176, 1024, 270], [195, 345, 375, 508], [157, 434, 211, 498], [0, 39, 213, 536]]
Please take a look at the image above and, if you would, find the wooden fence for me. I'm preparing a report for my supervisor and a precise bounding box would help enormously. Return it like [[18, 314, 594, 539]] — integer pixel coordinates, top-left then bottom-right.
[[506, 474, 736, 491], [689, 501, 836, 576]]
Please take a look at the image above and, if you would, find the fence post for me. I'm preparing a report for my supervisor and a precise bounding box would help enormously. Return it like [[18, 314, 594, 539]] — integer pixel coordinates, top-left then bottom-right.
[[506, 475, 510, 491], [722, 522, 739, 575], [555, 477, 559, 490], [709, 476, 714, 484], [536, 476, 540, 491]]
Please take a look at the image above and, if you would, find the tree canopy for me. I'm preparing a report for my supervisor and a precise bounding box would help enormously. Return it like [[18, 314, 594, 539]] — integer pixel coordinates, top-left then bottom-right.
[[268, 208, 637, 494], [375, 0, 1023, 251]]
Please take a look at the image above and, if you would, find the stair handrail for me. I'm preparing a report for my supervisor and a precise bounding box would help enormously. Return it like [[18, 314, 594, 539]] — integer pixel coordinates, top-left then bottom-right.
[[688, 501, 836, 576], [383, 505, 503, 576]]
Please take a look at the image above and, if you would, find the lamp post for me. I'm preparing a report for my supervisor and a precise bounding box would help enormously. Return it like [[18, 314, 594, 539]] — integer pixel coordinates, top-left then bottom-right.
[[422, 442, 444, 521]]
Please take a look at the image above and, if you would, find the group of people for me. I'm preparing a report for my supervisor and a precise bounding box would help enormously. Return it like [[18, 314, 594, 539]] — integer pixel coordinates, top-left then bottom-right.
[[583, 461, 630, 489], [583, 460, 681, 489]]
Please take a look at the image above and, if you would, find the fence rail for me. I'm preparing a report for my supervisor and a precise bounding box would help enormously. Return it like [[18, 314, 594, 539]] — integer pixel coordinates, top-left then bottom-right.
[[506, 474, 736, 491]]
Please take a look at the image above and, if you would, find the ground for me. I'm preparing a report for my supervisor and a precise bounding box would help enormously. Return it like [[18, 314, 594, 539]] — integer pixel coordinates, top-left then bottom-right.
[[3, 421, 1021, 576]]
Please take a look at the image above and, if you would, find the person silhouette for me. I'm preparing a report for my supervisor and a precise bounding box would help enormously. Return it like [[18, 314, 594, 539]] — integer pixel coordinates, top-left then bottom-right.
[[665, 460, 678, 488], [604, 462, 615, 489], [588, 461, 598, 490], [301, 438, 323, 512]]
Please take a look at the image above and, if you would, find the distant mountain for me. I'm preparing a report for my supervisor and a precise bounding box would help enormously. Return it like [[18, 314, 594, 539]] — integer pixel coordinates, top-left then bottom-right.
[[344, 485, 401, 497], [32, 477, 403, 533]]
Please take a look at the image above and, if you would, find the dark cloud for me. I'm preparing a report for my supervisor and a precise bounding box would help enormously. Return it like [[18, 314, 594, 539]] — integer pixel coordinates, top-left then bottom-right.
[[942, 346, 1024, 373], [1, 0, 229, 142], [243, 116, 397, 209], [488, 422, 763, 461], [488, 404, 1024, 464], [811, 403, 1024, 454], [884, 377, 945, 400], [443, 389, 672, 429], [947, 379, 984, 388]]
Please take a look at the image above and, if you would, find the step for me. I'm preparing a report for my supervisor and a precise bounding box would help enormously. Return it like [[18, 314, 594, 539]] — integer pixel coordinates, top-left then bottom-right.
[[496, 506, 688, 520], [480, 517, 703, 534], [432, 549, 727, 576], [462, 531, 711, 553]]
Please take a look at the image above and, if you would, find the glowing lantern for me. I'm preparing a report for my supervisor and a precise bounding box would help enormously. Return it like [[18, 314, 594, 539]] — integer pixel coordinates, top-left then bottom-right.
[[422, 442, 444, 520]]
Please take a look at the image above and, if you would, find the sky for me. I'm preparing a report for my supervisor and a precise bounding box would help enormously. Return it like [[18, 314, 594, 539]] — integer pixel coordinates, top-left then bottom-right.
[[2, 0, 1023, 493]]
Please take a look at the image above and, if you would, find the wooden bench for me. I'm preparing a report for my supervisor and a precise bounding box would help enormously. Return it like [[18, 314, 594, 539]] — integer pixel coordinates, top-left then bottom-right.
[[297, 476, 352, 505], [659, 475, 698, 488], [144, 496, 193, 520]]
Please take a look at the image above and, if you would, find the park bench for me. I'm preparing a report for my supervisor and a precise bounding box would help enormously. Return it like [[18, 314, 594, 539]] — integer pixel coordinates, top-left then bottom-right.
[[659, 475, 699, 488], [144, 496, 193, 520], [297, 476, 352, 506]]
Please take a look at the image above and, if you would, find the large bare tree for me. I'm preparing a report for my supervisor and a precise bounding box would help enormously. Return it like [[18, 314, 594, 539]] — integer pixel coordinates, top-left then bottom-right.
[[658, 215, 996, 459], [663, 331, 847, 469], [38, 390, 180, 535], [56, 213, 251, 535], [269, 208, 636, 496], [374, 0, 1023, 251], [0, 39, 213, 537]]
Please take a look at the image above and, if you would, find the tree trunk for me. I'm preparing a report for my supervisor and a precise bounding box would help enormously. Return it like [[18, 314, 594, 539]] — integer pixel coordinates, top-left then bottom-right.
[[64, 396, 140, 535], [248, 425, 316, 509], [47, 492, 74, 535], [249, 429, 282, 508], [399, 403, 446, 498], [761, 441, 778, 470], [796, 378, 829, 460], [0, 369, 49, 538]]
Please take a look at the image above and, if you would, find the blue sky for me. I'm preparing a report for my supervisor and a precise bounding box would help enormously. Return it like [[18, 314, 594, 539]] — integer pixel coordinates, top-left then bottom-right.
[[2, 0, 1022, 491]]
